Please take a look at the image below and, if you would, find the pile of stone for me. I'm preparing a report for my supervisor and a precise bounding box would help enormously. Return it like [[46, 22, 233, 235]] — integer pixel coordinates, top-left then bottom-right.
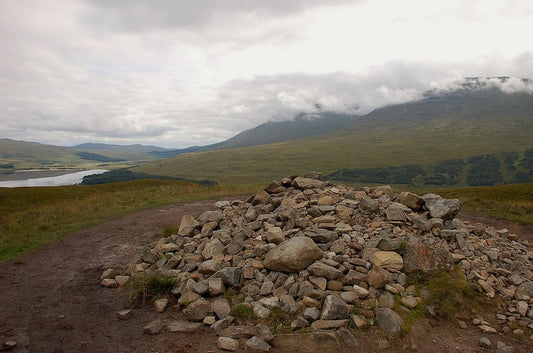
[[102, 173, 533, 351]]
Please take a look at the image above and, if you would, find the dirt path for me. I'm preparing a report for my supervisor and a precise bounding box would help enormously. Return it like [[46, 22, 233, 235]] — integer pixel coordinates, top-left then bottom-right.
[[0, 201, 531, 353]]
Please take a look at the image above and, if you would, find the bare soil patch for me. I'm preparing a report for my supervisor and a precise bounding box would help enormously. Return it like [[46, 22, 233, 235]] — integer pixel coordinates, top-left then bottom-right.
[[0, 200, 531, 353]]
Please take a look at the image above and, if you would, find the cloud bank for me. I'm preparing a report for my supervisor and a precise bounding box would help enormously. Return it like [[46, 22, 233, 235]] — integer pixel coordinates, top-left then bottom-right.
[[0, 0, 532, 148]]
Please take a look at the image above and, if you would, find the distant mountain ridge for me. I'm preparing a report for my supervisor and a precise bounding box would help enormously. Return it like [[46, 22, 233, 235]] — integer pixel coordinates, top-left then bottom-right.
[[135, 83, 533, 184], [151, 112, 359, 157]]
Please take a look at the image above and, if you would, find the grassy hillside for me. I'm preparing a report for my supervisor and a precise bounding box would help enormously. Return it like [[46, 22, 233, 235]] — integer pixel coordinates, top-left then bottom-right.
[[0, 180, 257, 262], [0, 138, 165, 171], [135, 88, 533, 184]]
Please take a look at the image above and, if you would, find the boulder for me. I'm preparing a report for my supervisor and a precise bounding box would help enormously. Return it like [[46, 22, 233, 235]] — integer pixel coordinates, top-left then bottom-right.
[[423, 194, 461, 220], [264, 236, 323, 272], [358, 196, 380, 214], [178, 215, 199, 236], [375, 307, 403, 335]]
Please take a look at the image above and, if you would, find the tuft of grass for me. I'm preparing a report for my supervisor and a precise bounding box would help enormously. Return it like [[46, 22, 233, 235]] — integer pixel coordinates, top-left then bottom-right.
[[264, 306, 294, 333], [161, 225, 179, 237], [127, 273, 177, 305], [407, 270, 483, 320], [230, 303, 257, 322], [0, 179, 257, 262]]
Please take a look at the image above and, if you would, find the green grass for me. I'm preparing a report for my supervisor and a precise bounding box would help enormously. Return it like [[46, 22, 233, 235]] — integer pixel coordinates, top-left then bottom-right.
[[0, 179, 257, 262], [434, 183, 533, 224], [128, 273, 177, 304]]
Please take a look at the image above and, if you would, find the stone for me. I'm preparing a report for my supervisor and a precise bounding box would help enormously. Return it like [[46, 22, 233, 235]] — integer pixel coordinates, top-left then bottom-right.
[[370, 251, 404, 270], [400, 296, 418, 309], [386, 202, 410, 222], [218, 337, 240, 351], [212, 267, 242, 286], [321, 294, 349, 320], [208, 277, 225, 296], [351, 314, 368, 329], [291, 317, 310, 330], [336, 327, 360, 349], [143, 320, 165, 335], [252, 190, 271, 205], [398, 191, 425, 211], [219, 325, 256, 339], [423, 194, 461, 220], [183, 298, 211, 321], [272, 333, 342, 353], [307, 262, 343, 279], [117, 309, 132, 320], [403, 240, 453, 274], [516, 281, 533, 300], [375, 307, 403, 335], [178, 215, 199, 236], [255, 324, 274, 343], [353, 284, 370, 298], [101, 278, 118, 288], [358, 196, 380, 214], [198, 259, 221, 274], [253, 304, 271, 319], [202, 238, 224, 259], [264, 236, 323, 272], [154, 298, 168, 313], [367, 266, 393, 289], [212, 297, 231, 319], [167, 320, 203, 333], [264, 227, 284, 244], [311, 319, 348, 329], [303, 307, 321, 321], [479, 325, 497, 333], [516, 301, 528, 317], [246, 336, 271, 352], [114, 275, 130, 287], [292, 176, 326, 189]]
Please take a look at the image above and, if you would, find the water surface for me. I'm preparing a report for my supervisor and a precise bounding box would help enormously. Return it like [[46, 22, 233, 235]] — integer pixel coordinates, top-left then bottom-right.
[[0, 169, 109, 188]]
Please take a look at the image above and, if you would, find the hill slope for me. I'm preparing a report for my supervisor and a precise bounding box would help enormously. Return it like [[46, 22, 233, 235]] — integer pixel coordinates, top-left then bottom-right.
[[0, 139, 166, 171], [152, 112, 359, 157], [135, 87, 533, 184]]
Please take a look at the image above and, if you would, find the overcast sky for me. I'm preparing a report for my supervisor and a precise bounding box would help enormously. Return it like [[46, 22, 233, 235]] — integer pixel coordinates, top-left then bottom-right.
[[1, 0, 532, 148]]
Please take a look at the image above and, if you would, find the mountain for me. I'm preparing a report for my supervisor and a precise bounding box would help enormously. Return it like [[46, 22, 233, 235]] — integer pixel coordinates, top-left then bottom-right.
[[151, 112, 359, 157], [134, 85, 533, 184], [73, 143, 168, 153]]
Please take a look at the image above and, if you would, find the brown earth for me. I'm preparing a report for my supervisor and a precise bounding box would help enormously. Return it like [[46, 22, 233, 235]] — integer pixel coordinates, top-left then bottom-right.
[[0, 199, 531, 353]]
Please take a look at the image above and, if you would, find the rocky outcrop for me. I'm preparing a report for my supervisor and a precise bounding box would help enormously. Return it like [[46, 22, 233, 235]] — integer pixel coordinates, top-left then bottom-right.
[[102, 174, 533, 351]]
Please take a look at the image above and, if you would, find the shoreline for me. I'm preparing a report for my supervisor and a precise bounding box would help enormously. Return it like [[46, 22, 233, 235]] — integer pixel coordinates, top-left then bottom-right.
[[0, 169, 83, 182]]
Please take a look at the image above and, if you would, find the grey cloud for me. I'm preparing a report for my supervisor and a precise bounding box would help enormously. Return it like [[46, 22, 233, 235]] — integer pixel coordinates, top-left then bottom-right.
[[84, 0, 355, 32]]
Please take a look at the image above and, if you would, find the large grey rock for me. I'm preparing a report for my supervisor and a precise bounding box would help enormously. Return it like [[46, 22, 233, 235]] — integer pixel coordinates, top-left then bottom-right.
[[264, 227, 284, 244], [321, 294, 349, 320], [264, 236, 323, 272], [212, 297, 231, 320], [423, 194, 461, 220], [375, 307, 403, 335], [198, 210, 224, 224]]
